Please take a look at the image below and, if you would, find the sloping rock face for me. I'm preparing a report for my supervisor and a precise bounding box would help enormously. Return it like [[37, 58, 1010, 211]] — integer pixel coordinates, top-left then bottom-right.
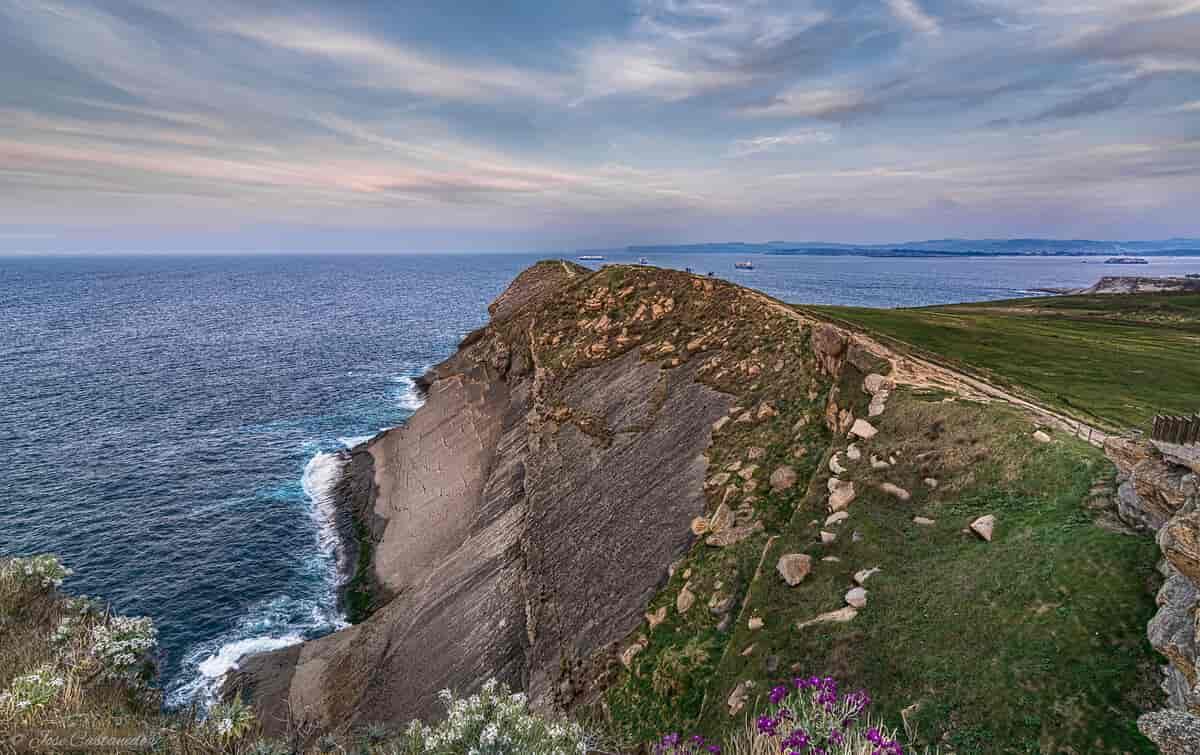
[[230, 262, 742, 735], [1111, 439, 1200, 748]]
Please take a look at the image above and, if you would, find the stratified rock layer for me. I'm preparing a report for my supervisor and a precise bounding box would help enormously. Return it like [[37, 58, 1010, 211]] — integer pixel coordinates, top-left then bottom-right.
[[231, 262, 735, 735]]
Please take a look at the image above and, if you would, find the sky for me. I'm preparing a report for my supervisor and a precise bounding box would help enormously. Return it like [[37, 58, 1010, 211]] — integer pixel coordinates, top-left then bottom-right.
[[1, 0, 1199, 253]]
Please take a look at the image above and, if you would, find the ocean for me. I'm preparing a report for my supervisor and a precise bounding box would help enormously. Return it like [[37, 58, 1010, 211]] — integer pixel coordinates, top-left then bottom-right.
[[2, 251, 1198, 705]]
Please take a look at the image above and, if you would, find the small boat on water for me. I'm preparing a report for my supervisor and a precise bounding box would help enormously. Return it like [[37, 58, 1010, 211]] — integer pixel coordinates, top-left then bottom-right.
[[734, 260, 754, 270], [1104, 256, 1149, 264], [578, 255, 605, 261]]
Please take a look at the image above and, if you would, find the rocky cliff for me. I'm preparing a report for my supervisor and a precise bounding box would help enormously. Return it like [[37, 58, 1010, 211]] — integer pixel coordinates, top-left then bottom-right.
[[1109, 438, 1200, 753], [227, 262, 1169, 751], [229, 261, 852, 736]]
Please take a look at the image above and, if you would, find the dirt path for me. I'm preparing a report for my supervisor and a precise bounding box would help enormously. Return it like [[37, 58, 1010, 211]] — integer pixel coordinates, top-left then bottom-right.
[[748, 292, 1114, 450]]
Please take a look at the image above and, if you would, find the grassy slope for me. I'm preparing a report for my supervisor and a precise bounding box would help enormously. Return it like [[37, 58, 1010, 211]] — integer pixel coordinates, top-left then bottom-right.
[[806, 292, 1200, 431], [592, 275, 1164, 753], [709, 393, 1160, 754]]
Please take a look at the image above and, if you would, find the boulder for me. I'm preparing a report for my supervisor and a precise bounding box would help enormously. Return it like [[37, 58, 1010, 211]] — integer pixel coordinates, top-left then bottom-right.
[[868, 391, 889, 418], [879, 482, 911, 501], [825, 511, 849, 527], [645, 606, 667, 629], [846, 444, 862, 461], [970, 514, 996, 542], [738, 464, 759, 481], [1033, 430, 1051, 443], [777, 553, 813, 586], [820, 530, 837, 544], [748, 616, 764, 631], [853, 567, 880, 586], [706, 521, 765, 547], [677, 583, 696, 613], [850, 419, 878, 440], [870, 455, 891, 470], [690, 517, 710, 535], [828, 479, 857, 512], [620, 637, 648, 669], [770, 466, 799, 491], [829, 454, 847, 475], [863, 373, 889, 395], [797, 606, 858, 629], [913, 516, 936, 526], [746, 446, 766, 460], [811, 324, 847, 375], [709, 593, 736, 616], [1148, 574, 1199, 686], [845, 587, 868, 608], [923, 477, 938, 489], [728, 680, 755, 716]]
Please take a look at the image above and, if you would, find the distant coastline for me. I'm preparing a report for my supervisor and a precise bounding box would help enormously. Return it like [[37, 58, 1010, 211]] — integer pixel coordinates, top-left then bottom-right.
[[577, 237, 1200, 259]]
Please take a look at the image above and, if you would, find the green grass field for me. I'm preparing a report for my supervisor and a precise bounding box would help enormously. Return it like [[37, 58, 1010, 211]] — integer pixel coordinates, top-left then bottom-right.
[[806, 293, 1200, 431]]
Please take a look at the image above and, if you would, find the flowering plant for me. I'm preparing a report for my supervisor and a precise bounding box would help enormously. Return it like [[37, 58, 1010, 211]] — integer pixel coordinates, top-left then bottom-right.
[[0, 665, 67, 720], [206, 696, 257, 743], [396, 678, 591, 754], [1, 555, 72, 590], [657, 676, 911, 755], [89, 615, 158, 683]]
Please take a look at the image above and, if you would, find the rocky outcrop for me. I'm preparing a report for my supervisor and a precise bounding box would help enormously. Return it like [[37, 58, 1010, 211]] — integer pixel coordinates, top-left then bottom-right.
[[1077, 276, 1200, 295], [1111, 440, 1200, 750], [229, 262, 742, 736]]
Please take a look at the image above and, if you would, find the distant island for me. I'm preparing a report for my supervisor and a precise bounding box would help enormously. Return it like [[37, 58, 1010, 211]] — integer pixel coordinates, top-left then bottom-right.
[[578, 237, 1200, 258]]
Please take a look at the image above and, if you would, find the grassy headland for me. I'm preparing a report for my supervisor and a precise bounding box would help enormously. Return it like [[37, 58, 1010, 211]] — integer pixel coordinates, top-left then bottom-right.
[[806, 292, 1200, 431]]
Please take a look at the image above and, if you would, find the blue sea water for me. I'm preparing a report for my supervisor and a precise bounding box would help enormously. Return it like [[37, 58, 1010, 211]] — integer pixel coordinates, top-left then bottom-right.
[[1, 251, 1198, 705]]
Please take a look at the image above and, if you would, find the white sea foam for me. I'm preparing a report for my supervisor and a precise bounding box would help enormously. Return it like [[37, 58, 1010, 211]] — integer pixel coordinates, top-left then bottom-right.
[[391, 374, 426, 412], [302, 451, 346, 573], [337, 434, 374, 449]]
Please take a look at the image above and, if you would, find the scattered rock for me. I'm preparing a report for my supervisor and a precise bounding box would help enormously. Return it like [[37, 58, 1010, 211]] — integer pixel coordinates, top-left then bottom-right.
[[846, 444, 862, 461], [830, 454, 847, 475], [923, 477, 938, 489], [777, 553, 813, 586], [717, 614, 731, 632], [797, 606, 858, 629], [792, 446, 808, 459], [709, 503, 734, 533], [845, 587, 868, 608], [849, 419, 878, 440], [738, 464, 759, 481], [853, 567, 880, 586], [735, 411, 754, 424], [620, 637, 648, 669], [705, 472, 731, 489], [913, 516, 936, 526], [690, 517, 710, 535], [706, 521, 765, 547], [879, 482, 911, 501], [870, 455, 891, 470], [825, 511, 849, 527], [863, 373, 888, 395], [740, 644, 756, 657], [748, 616, 764, 631], [821, 556, 841, 563], [765, 655, 780, 673], [746, 446, 766, 460], [709, 593, 736, 616], [820, 531, 837, 544], [868, 391, 889, 418], [828, 479, 857, 512], [970, 514, 996, 542], [757, 403, 778, 420], [728, 680, 755, 716], [770, 466, 799, 491], [852, 530, 863, 542], [1033, 430, 1052, 443], [645, 606, 667, 629], [677, 583, 696, 613]]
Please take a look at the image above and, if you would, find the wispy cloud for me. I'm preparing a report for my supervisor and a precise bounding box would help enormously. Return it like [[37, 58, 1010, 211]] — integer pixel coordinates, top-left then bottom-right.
[[885, 0, 941, 36], [728, 130, 835, 156]]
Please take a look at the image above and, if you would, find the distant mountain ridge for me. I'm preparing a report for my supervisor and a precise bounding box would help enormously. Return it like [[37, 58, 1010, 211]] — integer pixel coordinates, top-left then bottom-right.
[[578, 238, 1200, 258]]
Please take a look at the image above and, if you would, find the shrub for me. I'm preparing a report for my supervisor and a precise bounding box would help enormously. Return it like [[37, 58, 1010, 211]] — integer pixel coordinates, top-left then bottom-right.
[[394, 678, 591, 755], [90, 615, 158, 684], [1, 554, 73, 590], [0, 665, 67, 720]]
